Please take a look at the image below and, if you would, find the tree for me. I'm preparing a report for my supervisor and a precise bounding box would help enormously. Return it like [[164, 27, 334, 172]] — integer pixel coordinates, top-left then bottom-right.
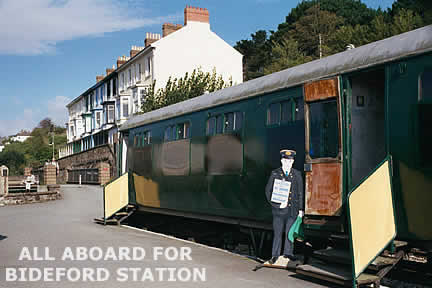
[[38, 118, 54, 130], [235, 30, 271, 80], [391, 8, 423, 35], [264, 37, 313, 75], [141, 68, 233, 113], [0, 149, 26, 175], [292, 5, 345, 58], [369, 14, 391, 42]]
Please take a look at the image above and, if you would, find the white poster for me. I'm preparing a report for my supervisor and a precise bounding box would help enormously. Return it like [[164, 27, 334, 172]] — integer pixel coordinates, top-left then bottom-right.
[[271, 179, 291, 204]]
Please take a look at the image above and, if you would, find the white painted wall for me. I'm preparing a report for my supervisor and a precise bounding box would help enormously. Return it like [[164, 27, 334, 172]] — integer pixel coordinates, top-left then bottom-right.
[[152, 21, 243, 91], [10, 135, 31, 142]]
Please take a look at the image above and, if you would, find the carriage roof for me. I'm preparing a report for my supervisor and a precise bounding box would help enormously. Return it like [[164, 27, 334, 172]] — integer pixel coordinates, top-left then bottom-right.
[[120, 25, 432, 132]]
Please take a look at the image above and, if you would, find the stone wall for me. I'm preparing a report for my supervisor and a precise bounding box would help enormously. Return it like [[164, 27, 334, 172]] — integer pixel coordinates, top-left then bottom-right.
[[58, 144, 116, 184], [0, 191, 61, 206]]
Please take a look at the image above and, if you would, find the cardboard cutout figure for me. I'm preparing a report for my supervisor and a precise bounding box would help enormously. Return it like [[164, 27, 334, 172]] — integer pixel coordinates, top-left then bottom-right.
[[265, 150, 304, 264]]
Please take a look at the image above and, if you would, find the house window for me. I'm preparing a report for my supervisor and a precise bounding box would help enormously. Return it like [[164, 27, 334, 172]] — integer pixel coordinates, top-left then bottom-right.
[[113, 78, 117, 96], [140, 89, 147, 103], [137, 64, 142, 81], [137, 66, 140, 82], [107, 81, 111, 99], [121, 73, 125, 90], [108, 105, 115, 123], [146, 57, 152, 78], [100, 86, 104, 104], [96, 112, 101, 128], [122, 100, 129, 118], [128, 69, 131, 86]]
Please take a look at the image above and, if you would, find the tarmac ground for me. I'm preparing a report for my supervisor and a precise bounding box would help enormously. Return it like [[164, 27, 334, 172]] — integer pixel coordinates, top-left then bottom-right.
[[0, 185, 332, 288]]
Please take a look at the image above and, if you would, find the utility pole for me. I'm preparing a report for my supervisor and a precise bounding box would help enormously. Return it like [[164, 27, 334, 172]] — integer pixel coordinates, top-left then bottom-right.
[[319, 33, 322, 59], [49, 131, 55, 163]]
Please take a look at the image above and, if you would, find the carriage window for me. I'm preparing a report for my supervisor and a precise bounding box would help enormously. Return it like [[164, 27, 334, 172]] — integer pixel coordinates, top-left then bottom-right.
[[216, 115, 224, 134], [224, 112, 235, 132], [281, 101, 292, 123], [208, 112, 243, 135], [177, 122, 190, 139], [134, 135, 139, 147], [164, 126, 172, 141], [309, 99, 339, 159], [234, 112, 243, 130], [420, 69, 432, 102], [165, 122, 190, 141], [295, 98, 304, 121], [267, 103, 280, 125], [142, 130, 151, 145], [207, 117, 216, 135]]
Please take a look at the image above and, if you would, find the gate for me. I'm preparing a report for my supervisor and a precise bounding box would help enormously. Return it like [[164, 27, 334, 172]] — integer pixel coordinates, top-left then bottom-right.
[[67, 169, 99, 184]]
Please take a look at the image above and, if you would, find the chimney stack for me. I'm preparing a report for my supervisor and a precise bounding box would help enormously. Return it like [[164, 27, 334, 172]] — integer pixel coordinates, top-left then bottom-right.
[[106, 65, 115, 75], [130, 45, 145, 58], [116, 55, 130, 68], [162, 23, 183, 37], [96, 75, 104, 82], [184, 6, 209, 26], [145, 33, 161, 47]]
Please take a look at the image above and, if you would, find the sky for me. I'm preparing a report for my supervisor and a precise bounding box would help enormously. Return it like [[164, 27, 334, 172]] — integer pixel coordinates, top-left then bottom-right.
[[0, 0, 396, 137]]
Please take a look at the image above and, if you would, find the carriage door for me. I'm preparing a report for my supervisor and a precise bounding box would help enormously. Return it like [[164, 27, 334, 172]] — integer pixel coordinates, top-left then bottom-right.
[[304, 77, 343, 216]]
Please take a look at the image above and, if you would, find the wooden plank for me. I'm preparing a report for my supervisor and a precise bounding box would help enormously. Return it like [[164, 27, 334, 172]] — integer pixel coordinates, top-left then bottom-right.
[[296, 259, 352, 282], [356, 273, 379, 285], [369, 256, 398, 271], [304, 78, 338, 102]]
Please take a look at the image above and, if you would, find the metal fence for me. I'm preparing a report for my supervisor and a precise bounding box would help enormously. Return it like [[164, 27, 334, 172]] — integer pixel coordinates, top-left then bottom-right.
[[67, 169, 99, 184]]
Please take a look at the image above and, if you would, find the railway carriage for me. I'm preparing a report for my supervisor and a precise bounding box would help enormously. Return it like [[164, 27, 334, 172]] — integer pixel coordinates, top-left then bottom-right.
[[104, 25, 432, 286]]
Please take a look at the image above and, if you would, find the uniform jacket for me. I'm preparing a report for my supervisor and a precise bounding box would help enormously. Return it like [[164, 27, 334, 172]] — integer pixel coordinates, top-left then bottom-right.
[[265, 167, 304, 217]]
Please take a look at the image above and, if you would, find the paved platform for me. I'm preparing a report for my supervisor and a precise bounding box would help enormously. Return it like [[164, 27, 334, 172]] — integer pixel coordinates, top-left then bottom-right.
[[0, 185, 330, 287]]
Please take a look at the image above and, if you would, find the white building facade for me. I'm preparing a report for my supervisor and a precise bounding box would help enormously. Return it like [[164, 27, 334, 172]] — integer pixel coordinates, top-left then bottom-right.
[[59, 5, 243, 160]]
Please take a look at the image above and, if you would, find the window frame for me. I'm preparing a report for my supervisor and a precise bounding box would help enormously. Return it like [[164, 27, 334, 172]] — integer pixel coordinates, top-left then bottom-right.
[[266, 97, 302, 127], [206, 111, 244, 136], [164, 121, 191, 142]]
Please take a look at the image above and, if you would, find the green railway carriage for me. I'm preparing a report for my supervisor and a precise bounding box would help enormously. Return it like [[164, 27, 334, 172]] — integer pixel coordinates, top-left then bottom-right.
[[113, 25, 432, 256]]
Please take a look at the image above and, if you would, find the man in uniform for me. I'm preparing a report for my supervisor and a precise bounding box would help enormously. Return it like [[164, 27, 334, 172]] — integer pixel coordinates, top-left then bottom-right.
[[265, 149, 304, 264]]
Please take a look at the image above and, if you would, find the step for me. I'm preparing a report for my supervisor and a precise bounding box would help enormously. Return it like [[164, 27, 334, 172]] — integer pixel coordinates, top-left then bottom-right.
[[369, 253, 402, 271], [296, 259, 352, 286], [297, 259, 379, 287], [313, 247, 351, 265]]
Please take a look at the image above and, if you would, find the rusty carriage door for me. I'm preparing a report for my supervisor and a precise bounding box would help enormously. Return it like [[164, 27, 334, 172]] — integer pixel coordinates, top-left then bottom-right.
[[304, 77, 344, 216]]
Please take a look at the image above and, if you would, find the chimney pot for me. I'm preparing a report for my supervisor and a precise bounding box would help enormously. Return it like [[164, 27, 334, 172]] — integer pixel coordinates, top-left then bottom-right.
[[145, 33, 161, 47], [184, 5, 209, 26], [162, 22, 183, 37]]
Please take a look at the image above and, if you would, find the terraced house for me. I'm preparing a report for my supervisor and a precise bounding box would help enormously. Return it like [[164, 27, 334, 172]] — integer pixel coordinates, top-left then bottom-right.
[[58, 6, 243, 184]]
